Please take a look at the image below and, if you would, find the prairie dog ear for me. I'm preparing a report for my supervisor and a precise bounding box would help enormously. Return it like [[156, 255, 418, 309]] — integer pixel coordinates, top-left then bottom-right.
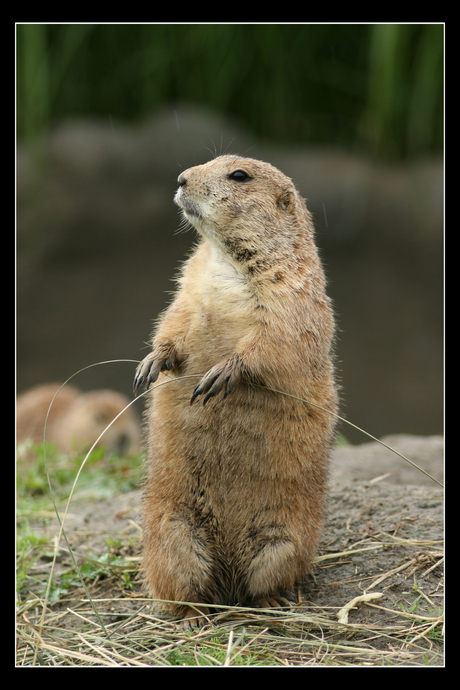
[[277, 189, 294, 212]]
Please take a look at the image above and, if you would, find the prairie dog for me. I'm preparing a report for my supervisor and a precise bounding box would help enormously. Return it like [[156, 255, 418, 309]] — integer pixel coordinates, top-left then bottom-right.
[[17, 383, 141, 459], [134, 155, 338, 627]]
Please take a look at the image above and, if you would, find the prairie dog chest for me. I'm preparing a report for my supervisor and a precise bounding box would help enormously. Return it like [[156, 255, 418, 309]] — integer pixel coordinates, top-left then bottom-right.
[[183, 241, 256, 338]]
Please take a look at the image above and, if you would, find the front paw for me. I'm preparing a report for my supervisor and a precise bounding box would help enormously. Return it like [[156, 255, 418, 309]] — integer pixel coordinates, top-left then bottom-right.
[[133, 343, 178, 394], [190, 355, 248, 405]]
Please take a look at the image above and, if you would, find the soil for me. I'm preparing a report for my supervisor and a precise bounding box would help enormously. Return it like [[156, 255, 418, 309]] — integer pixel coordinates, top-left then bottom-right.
[[17, 434, 444, 666]]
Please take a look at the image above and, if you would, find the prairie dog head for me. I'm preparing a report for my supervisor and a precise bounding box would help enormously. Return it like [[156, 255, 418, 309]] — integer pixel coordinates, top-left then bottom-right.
[[174, 156, 313, 272]]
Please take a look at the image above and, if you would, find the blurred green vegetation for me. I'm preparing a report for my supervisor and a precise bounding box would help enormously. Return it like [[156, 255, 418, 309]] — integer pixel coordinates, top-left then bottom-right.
[[16, 23, 443, 160]]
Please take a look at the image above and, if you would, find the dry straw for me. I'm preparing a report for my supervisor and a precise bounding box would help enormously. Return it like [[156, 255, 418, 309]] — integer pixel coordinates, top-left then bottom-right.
[[17, 361, 444, 666]]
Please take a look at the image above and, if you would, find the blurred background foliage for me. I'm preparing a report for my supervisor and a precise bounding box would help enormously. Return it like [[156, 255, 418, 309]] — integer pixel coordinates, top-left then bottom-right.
[[17, 23, 443, 160]]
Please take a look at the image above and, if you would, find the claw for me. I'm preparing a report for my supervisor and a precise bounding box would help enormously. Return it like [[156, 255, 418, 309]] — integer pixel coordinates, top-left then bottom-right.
[[133, 373, 143, 395], [247, 594, 292, 609], [190, 357, 243, 405], [203, 386, 220, 405], [146, 368, 160, 389], [133, 357, 161, 395], [190, 371, 222, 405]]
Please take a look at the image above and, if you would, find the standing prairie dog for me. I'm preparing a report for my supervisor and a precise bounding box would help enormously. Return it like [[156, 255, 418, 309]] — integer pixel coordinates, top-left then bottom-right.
[[134, 155, 338, 627]]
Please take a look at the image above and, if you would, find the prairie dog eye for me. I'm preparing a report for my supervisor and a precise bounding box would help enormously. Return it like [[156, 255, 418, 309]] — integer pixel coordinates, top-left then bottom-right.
[[228, 169, 252, 182]]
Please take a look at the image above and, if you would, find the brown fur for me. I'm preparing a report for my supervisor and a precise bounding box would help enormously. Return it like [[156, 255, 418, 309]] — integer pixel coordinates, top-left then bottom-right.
[[134, 155, 338, 627], [16, 383, 141, 460]]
